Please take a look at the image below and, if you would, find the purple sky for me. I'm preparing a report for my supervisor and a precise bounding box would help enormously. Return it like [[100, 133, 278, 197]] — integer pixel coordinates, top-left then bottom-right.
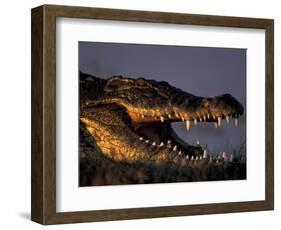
[[79, 42, 246, 154]]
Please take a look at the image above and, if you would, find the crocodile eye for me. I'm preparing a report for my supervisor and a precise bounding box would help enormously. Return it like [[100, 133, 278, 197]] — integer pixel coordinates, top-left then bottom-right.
[[104, 77, 133, 92], [136, 79, 149, 86]]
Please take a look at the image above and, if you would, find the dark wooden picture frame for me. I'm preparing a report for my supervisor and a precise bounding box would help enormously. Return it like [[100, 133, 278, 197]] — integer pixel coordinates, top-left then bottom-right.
[[31, 4, 274, 225]]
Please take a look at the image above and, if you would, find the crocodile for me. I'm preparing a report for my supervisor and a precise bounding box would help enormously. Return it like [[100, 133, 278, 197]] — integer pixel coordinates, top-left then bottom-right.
[[79, 72, 246, 186]]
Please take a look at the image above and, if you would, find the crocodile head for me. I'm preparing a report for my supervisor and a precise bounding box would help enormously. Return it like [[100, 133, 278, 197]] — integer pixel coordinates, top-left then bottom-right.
[[80, 73, 244, 164]]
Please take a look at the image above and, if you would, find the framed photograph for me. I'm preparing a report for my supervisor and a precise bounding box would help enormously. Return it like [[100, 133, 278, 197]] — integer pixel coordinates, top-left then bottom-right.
[[31, 4, 274, 225]]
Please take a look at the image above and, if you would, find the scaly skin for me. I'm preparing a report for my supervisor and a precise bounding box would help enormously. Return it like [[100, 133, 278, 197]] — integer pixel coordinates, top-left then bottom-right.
[[80, 72, 244, 165]]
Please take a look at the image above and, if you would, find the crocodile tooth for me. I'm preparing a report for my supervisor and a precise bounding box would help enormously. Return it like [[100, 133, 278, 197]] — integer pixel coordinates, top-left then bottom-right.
[[145, 140, 149, 144], [195, 156, 199, 161], [141, 114, 145, 118], [235, 118, 238, 126], [218, 117, 222, 126], [199, 156, 202, 160], [139, 137, 144, 141], [207, 113, 210, 119], [203, 115, 206, 121], [203, 150, 208, 158], [229, 154, 234, 162], [185, 120, 190, 130], [160, 116, 165, 122], [214, 122, 218, 128], [194, 119, 197, 125], [168, 114, 172, 119], [152, 141, 156, 146], [226, 116, 230, 123], [178, 150, 182, 155], [173, 145, 177, 151], [167, 140, 171, 144], [191, 156, 194, 161], [186, 155, 189, 160], [181, 116, 185, 121], [196, 140, 200, 145], [213, 115, 216, 120], [222, 152, 226, 158], [199, 117, 202, 122], [159, 142, 164, 147]]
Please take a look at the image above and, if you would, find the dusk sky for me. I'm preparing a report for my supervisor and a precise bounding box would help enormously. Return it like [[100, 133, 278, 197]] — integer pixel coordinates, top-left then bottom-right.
[[79, 42, 246, 155]]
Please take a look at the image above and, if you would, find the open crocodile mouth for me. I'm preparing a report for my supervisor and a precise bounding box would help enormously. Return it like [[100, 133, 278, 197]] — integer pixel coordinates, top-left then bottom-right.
[[125, 99, 243, 158], [83, 98, 243, 163], [80, 74, 244, 164]]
